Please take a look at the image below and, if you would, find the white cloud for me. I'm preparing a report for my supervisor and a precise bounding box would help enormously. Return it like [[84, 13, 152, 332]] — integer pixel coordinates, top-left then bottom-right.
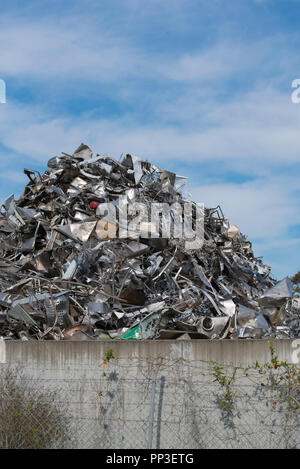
[[2, 82, 300, 170], [191, 176, 300, 240], [0, 13, 293, 89], [0, 170, 27, 184], [0, 16, 151, 83]]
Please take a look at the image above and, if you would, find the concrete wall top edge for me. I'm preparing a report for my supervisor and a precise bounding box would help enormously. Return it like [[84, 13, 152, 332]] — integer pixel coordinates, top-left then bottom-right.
[[1, 338, 297, 368], [3, 338, 295, 344]]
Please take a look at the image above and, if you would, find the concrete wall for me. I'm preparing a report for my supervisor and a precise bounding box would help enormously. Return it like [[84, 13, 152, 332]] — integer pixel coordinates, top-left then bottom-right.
[[1, 338, 296, 367], [0, 339, 298, 449]]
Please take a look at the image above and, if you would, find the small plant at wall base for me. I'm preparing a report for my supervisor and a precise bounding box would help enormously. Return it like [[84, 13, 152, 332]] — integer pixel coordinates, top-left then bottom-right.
[[0, 368, 70, 449]]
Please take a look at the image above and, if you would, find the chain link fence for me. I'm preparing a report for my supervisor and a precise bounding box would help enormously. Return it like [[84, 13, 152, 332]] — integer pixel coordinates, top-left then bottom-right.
[[0, 354, 299, 449]]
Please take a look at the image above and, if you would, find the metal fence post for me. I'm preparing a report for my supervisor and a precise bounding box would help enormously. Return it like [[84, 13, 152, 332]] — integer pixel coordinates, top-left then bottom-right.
[[156, 376, 165, 449], [147, 379, 157, 449]]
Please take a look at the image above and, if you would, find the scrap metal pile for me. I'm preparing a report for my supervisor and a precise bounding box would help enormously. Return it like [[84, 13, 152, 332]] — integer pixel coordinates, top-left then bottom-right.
[[0, 144, 298, 341]]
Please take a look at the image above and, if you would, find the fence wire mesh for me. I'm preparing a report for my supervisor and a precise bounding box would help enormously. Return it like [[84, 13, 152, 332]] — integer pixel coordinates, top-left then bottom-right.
[[0, 355, 299, 449]]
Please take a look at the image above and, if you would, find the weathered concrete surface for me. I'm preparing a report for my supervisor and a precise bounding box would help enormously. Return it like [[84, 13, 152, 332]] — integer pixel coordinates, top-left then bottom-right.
[[0, 339, 298, 449], [0, 338, 5, 363], [1, 338, 296, 367]]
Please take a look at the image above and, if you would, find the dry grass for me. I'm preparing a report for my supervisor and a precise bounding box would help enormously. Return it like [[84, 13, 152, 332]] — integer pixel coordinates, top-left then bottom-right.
[[0, 368, 70, 448]]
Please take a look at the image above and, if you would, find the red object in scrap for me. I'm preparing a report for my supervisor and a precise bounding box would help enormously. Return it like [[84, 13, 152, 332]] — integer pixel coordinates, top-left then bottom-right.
[[89, 201, 100, 209]]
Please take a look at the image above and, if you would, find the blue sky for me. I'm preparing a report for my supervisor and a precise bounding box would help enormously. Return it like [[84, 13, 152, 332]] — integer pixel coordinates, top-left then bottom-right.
[[0, 0, 300, 279]]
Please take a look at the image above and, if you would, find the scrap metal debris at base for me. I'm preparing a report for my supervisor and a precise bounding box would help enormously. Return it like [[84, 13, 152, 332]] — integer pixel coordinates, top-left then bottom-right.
[[0, 144, 298, 341]]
